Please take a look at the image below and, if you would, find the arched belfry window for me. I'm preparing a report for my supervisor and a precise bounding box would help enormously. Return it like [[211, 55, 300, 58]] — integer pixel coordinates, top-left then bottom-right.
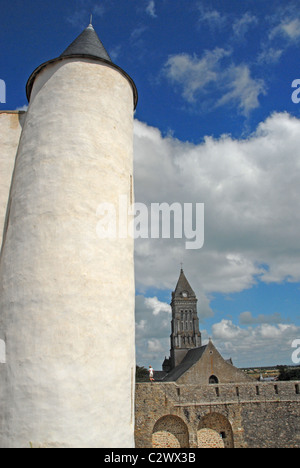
[[209, 375, 219, 384]]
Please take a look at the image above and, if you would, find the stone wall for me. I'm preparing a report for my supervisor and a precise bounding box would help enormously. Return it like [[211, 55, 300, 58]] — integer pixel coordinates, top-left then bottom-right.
[[135, 381, 300, 448]]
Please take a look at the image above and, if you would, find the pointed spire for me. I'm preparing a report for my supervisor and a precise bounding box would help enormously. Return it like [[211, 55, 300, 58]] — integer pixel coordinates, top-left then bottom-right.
[[60, 23, 112, 62], [173, 268, 196, 298]]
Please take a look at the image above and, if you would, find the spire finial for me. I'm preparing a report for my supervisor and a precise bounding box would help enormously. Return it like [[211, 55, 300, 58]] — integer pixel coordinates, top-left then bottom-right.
[[87, 14, 94, 30], [180, 262, 183, 271]]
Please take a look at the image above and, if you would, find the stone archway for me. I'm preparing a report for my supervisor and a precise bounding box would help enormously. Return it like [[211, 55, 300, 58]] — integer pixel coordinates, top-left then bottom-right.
[[197, 413, 234, 448], [152, 415, 189, 448]]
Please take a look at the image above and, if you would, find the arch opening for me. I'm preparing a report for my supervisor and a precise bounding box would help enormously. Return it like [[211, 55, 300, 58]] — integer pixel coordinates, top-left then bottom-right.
[[209, 375, 219, 384], [152, 415, 189, 448], [197, 412, 234, 448]]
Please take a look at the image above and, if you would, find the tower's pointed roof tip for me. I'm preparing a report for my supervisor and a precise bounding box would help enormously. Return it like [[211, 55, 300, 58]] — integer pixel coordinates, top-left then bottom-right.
[[173, 268, 196, 298], [26, 23, 138, 109], [60, 22, 112, 63]]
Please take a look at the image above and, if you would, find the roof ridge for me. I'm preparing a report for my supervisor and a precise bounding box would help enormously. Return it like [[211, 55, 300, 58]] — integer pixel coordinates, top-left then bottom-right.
[[162, 345, 208, 382]]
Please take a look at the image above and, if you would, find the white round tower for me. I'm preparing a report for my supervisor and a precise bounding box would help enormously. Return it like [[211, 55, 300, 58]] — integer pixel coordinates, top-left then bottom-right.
[[0, 24, 137, 448]]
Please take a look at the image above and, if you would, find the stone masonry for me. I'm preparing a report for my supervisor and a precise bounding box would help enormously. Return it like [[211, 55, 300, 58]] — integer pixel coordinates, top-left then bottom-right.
[[135, 380, 300, 448]]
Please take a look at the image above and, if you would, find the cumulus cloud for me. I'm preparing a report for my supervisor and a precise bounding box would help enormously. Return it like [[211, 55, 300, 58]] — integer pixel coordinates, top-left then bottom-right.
[[135, 295, 171, 368], [144, 297, 171, 316], [162, 48, 266, 115], [135, 292, 212, 368], [134, 112, 300, 295], [133, 112, 300, 367], [211, 319, 300, 367]]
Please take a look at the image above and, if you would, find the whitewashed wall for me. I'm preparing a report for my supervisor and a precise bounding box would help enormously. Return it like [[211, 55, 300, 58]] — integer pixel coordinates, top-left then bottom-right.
[[0, 59, 136, 448]]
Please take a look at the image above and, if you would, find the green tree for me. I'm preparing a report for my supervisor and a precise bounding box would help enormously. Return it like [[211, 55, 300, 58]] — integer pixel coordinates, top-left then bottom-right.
[[277, 365, 300, 381], [136, 365, 149, 382]]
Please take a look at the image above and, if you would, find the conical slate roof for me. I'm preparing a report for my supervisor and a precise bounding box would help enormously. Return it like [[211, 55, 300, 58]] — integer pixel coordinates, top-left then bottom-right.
[[60, 24, 112, 62], [26, 23, 138, 108], [173, 269, 196, 298]]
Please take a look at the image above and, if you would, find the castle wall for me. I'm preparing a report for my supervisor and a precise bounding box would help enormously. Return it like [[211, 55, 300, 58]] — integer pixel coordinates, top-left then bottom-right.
[[0, 111, 26, 249], [135, 381, 300, 448]]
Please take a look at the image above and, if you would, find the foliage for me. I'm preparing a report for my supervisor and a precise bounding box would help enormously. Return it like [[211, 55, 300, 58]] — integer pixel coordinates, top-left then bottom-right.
[[136, 365, 149, 382], [277, 365, 300, 381]]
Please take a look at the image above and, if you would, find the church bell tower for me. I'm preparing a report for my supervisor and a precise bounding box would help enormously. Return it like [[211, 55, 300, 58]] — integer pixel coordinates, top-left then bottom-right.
[[163, 269, 202, 371]]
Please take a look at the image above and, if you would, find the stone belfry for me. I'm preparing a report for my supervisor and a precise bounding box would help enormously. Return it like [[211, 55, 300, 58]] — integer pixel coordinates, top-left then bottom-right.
[[164, 269, 202, 371], [0, 22, 137, 448]]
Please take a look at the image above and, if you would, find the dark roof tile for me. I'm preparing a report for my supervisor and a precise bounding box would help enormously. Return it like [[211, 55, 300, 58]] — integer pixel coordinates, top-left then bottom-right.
[[60, 24, 112, 62], [163, 345, 208, 382]]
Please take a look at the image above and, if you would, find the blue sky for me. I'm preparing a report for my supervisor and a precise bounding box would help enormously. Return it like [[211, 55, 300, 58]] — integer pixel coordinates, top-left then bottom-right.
[[1, 0, 300, 369]]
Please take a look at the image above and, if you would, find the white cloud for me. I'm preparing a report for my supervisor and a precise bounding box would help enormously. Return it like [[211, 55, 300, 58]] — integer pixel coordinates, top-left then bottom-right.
[[135, 295, 171, 368], [148, 338, 164, 353], [197, 5, 227, 29], [15, 104, 28, 112], [144, 297, 171, 316], [163, 48, 231, 103], [216, 64, 266, 116], [257, 47, 283, 65], [134, 112, 300, 294], [256, 9, 300, 66], [133, 112, 300, 367], [270, 17, 300, 42], [135, 292, 212, 369], [162, 49, 266, 115], [232, 12, 258, 38], [146, 0, 157, 18], [211, 319, 300, 367], [212, 319, 248, 341]]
